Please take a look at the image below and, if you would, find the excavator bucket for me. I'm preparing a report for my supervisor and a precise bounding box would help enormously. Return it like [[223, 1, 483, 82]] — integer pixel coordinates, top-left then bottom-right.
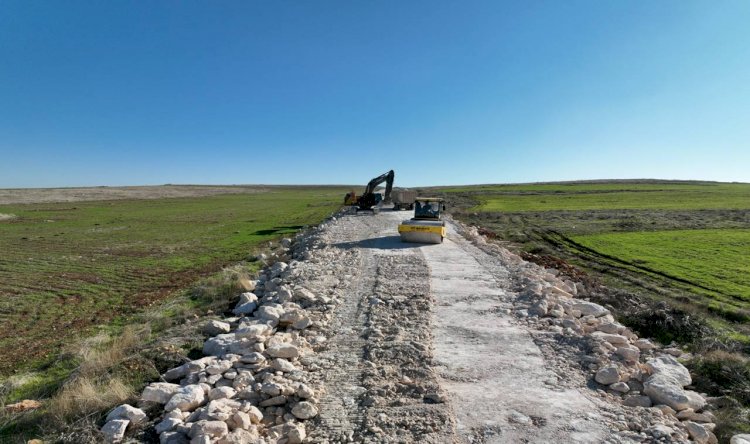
[[398, 219, 446, 244]]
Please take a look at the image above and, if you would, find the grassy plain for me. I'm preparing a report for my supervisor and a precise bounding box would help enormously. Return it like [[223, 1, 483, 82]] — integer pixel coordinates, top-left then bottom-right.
[[570, 229, 750, 320], [0, 186, 347, 375], [572, 229, 750, 303], [465, 182, 750, 212]]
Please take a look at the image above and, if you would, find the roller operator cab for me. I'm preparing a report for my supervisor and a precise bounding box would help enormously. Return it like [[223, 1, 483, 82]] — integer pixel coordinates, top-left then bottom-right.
[[398, 197, 447, 244]]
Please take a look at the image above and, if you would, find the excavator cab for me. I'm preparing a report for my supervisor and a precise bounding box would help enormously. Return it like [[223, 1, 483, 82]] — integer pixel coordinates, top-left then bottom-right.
[[344, 191, 357, 205]]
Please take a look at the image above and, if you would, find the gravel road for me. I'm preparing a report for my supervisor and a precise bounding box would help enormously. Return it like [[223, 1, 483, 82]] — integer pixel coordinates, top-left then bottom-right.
[[109, 202, 720, 443], [306, 208, 627, 443], [428, 221, 610, 443]]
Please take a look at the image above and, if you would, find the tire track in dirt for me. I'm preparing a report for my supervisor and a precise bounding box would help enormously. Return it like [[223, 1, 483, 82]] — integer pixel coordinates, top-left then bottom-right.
[[308, 248, 376, 442], [307, 211, 455, 443]]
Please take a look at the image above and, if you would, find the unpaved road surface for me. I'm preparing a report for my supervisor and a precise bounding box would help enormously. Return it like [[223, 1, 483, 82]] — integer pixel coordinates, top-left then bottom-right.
[[306, 209, 627, 443], [429, 223, 609, 443], [138, 206, 703, 443]]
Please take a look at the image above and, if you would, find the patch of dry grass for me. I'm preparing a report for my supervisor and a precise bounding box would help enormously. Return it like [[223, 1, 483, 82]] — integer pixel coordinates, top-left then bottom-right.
[[189, 263, 254, 306], [0, 327, 141, 442], [44, 326, 147, 424], [76, 326, 145, 378], [47, 377, 132, 423], [691, 350, 750, 404]]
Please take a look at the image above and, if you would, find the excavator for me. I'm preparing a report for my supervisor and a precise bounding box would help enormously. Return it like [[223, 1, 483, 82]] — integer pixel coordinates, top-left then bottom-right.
[[344, 170, 395, 211]]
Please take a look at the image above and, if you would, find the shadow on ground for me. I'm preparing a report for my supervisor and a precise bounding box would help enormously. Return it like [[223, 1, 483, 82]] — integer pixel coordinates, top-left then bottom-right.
[[334, 235, 440, 250], [253, 225, 305, 236]]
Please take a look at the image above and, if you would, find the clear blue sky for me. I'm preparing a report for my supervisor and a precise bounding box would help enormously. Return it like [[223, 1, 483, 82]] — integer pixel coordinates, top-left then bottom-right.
[[1, 1, 749, 188]]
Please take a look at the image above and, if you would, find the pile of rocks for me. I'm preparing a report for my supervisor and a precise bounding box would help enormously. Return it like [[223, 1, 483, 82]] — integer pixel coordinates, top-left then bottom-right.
[[459, 223, 720, 443], [100, 215, 358, 443]]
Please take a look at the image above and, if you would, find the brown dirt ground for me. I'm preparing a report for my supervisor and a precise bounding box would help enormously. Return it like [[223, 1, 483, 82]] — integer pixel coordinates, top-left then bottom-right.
[[0, 185, 272, 205]]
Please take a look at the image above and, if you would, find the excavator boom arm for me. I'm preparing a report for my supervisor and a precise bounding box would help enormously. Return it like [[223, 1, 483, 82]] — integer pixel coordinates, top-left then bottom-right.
[[363, 170, 394, 200], [353, 170, 395, 210]]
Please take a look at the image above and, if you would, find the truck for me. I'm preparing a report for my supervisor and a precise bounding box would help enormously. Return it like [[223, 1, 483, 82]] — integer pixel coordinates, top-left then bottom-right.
[[391, 189, 417, 210]]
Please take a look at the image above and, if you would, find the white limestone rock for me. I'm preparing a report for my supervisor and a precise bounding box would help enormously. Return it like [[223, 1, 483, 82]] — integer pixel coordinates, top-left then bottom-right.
[[623, 395, 652, 408], [204, 320, 231, 336], [528, 300, 548, 317], [615, 346, 640, 363], [590, 331, 629, 345], [233, 292, 259, 315], [685, 421, 710, 444], [635, 338, 657, 350], [595, 366, 620, 385], [233, 301, 258, 316], [294, 288, 317, 304], [218, 429, 260, 444], [203, 333, 238, 357], [235, 324, 271, 340], [246, 405, 263, 424], [159, 430, 189, 444], [271, 358, 297, 372], [266, 344, 300, 359], [609, 382, 630, 393], [255, 305, 283, 322], [101, 419, 129, 443], [572, 301, 610, 317], [165, 385, 207, 412], [287, 423, 307, 444], [291, 401, 318, 419], [731, 435, 750, 444], [597, 322, 623, 334], [260, 382, 283, 396], [155, 417, 182, 434], [647, 424, 674, 440], [296, 384, 315, 399], [240, 352, 266, 364], [189, 420, 229, 439], [206, 360, 233, 375], [142, 382, 181, 404], [259, 395, 287, 407], [269, 262, 288, 278], [643, 374, 691, 411], [686, 390, 707, 411], [106, 404, 148, 426], [645, 355, 692, 386], [208, 386, 237, 401]]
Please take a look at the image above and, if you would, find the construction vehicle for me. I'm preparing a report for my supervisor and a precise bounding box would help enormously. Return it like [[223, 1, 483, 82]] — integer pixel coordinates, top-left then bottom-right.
[[398, 197, 447, 244], [344, 170, 395, 211], [391, 189, 417, 210]]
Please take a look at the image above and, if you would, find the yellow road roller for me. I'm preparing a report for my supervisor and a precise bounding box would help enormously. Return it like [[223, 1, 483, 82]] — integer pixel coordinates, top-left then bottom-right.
[[398, 197, 447, 244]]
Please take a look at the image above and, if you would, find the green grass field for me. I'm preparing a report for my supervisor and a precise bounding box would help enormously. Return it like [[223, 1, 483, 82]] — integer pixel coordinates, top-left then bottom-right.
[[427, 180, 750, 331], [466, 182, 750, 212], [572, 229, 750, 306], [0, 187, 346, 374]]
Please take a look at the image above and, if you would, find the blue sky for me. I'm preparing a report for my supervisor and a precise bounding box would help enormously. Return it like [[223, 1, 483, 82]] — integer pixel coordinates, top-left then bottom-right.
[[1, 1, 749, 188]]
